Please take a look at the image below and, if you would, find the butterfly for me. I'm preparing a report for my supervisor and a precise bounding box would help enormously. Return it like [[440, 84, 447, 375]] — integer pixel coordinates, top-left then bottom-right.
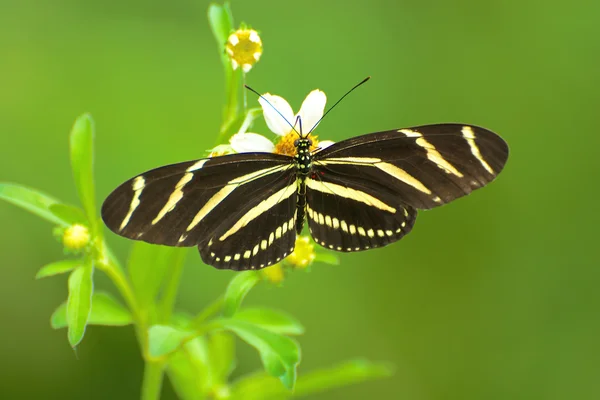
[[101, 118, 508, 271]]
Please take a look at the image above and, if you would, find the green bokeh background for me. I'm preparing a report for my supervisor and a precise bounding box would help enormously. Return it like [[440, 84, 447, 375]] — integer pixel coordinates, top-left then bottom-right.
[[1, 0, 599, 399]]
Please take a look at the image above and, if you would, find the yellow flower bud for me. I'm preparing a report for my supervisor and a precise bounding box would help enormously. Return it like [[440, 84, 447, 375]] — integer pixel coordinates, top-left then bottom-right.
[[261, 263, 285, 284], [62, 224, 90, 250], [286, 236, 316, 269], [225, 29, 263, 72]]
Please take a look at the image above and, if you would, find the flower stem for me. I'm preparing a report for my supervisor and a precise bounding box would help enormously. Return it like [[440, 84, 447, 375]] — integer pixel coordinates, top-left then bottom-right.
[[217, 67, 241, 144], [141, 360, 166, 400], [190, 296, 225, 329]]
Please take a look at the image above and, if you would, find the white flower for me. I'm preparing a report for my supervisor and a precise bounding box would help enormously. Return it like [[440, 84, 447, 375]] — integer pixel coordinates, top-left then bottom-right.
[[229, 132, 274, 153], [230, 89, 335, 154]]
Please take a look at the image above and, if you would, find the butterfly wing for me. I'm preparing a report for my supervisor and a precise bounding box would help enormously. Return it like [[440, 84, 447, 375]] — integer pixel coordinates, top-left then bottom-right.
[[305, 172, 417, 252], [307, 124, 508, 250], [101, 152, 298, 270], [313, 124, 508, 210]]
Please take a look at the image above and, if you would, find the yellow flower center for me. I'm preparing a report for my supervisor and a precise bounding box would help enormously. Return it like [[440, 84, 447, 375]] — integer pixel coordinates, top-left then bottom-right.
[[274, 132, 320, 156], [62, 224, 91, 250], [226, 29, 263, 72], [286, 236, 316, 269]]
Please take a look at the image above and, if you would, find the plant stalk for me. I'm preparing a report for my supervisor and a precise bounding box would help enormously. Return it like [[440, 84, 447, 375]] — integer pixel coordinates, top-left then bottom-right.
[[141, 361, 166, 400]]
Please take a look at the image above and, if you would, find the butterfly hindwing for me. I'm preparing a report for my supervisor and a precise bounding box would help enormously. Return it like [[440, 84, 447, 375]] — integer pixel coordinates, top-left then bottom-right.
[[305, 167, 417, 252], [313, 124, 508, 210], [198, 172, 298, 270]]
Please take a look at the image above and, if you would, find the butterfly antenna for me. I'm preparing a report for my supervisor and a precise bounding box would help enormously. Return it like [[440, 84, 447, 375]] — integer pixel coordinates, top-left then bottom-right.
[[295, 115, 303, 137], [308, 76, 371, 134], [244, 85, 301, 136]]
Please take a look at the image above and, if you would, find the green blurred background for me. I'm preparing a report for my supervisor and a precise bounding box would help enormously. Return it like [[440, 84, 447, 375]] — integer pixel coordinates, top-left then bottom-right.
[[1, 0, 599, 398]]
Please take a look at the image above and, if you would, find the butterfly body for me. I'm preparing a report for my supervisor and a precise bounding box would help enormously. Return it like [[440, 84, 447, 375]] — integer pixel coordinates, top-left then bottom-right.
[[293, 137, 313, 234], [101, 124, 508, 271]]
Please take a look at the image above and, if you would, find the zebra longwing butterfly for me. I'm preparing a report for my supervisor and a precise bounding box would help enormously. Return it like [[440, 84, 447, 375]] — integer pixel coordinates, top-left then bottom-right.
[[101, 120, 508, 271]]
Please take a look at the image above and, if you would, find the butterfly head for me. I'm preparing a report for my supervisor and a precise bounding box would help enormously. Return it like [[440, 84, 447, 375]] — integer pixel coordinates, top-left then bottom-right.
[[294, 137, 312, 150]]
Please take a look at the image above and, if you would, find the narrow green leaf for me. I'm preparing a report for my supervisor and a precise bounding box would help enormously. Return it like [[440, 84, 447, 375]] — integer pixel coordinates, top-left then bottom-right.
[[315, 251, 340, 266], [227, 372, 284, 400], [219, 318, 300, 390], [49, 204, 87, 225], [293, 359, 393, 397], [51, 291, 132, 329], [148, 325, 192, 358], [208, 2, 234, 61], [0, 183, 67, 226], [36, 259, 81, 279], [223, 272, 260, 317], [167, 337, 210, 399], [234, 308, 305, 335], [128, 243, 186, 311], [66, 259, 94, 347], [229, 360, 393, 400], [69, 113, 97, 233]]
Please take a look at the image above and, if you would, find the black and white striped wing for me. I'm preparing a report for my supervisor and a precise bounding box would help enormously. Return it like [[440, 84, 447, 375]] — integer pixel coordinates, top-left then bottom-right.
[[313, 124, 508, 210], [308, 124, 508, 251], [101, 153, 298, 271], [305, 173, 417, 252]]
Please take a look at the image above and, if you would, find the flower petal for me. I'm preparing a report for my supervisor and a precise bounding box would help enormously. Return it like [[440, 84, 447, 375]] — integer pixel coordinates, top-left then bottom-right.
[[317, 140, 335, 150], [259, 94, 295, 136], [297, 90, 327, 134], [230, 132, 275, 153]]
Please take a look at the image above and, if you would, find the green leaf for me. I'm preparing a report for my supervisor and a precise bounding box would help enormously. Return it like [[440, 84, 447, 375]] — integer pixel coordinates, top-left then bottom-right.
[[167, 337, 210, 399], [294, 359, 393, 397], [51, 291, 133, 329], [49, 204, 87, 225], [315, 251, 340, 266], [234, 308, 305, 335], [148, 325, 193, 358], [66, 259, 94, 347], [223, 272, 260, 317], [128, 242, 186, 311], [36, 259, 81, 279], [206, 332, 236, 389], [229, 360, 393, 400], [0, 183, 68, 226], [69, 113, 97, 233], [227, 372, 284, 400], [218, 318, 300, 390], [208, 2, 234, 61]]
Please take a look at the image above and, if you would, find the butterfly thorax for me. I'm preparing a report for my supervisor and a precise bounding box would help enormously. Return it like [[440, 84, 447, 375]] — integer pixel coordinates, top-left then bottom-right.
[[293, 137, 313, 234], [294, 138, 313, 175]]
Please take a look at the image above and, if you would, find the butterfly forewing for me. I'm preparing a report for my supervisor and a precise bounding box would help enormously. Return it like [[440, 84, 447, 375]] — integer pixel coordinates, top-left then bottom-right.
[[101, 152, 296, 270], [314, 124, 508, 210]]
